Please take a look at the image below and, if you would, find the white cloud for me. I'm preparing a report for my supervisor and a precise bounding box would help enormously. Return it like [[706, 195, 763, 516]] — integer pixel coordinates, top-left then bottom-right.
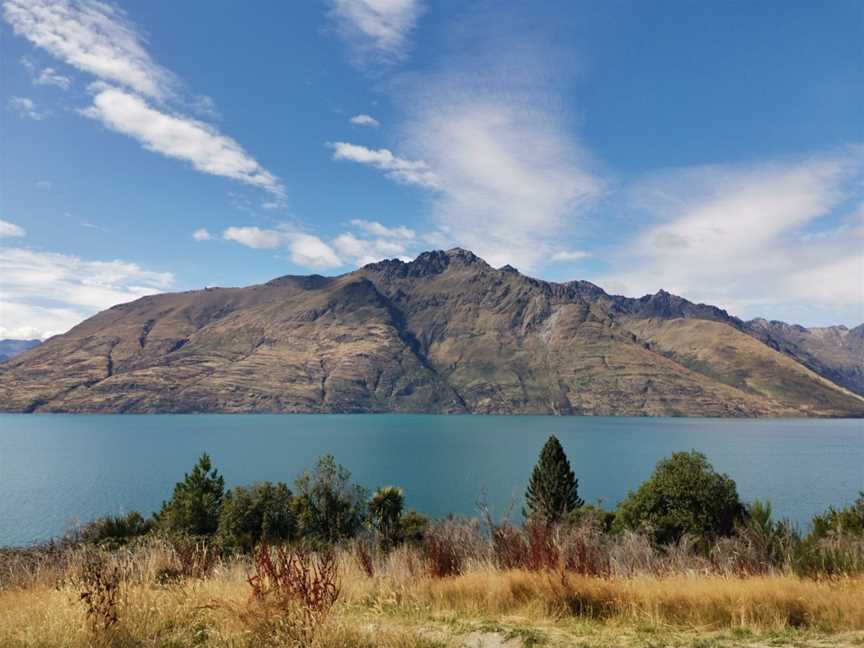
[[0, 247, 174, 339], [287, 234, 342, 269], [4, 0, 283, 197], [35, 180, 52, 190], [0, 219, 26, 238], [596, 149, 864, 320], [350, 218, 414, 239], [333, 231, 407, 266], [34, 66, 72, 89], [192, 228, 213, 241], [3, 0, 175, 100], [396, 94, 604, 270], [222, 226, 283, 249], [326, 0, 424, 66], [221, 225, 343, 269], [9, 96, 45, 120], [350, 113, 380, 127], [331, 141, 439, 188], [333, 6, 606, 272], [82, 87, 285, 196], [550, 250, 589, 263]]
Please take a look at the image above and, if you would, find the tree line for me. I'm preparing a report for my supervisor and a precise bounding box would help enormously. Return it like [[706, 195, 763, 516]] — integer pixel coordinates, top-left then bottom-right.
[[76, 436, 864, 562]]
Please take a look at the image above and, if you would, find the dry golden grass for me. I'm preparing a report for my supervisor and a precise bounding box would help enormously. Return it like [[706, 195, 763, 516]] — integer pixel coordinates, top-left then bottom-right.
[[1, 543, 863, 647]]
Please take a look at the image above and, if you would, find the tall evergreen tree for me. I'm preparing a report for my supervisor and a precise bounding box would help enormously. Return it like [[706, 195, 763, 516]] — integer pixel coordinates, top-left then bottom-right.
[[524, 436, 583, 523], [156, 453, 225, 536]]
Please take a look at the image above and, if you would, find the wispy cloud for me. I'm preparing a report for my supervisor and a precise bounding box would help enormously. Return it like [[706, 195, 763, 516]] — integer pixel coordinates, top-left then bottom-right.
[[326, 5, 605, 271], [82, 87, 285, 196], [192, 228, 213, 241], [349, 113, 380, 127], [4, 0, 174, 100], [9, 96, 45, 120], [34, 67, 72, 89], [0, 219, 26, 238], [0, 247, 174, 338], [596, 148, 864, 322], [4, 0, 283, 197], [222, 226, 283, 249], [326, 0, 425, 67], [330, 141, 439, 188], [221, 219, 419, 270], [550, 250, 590, 263], [350, 219, 414, 239]]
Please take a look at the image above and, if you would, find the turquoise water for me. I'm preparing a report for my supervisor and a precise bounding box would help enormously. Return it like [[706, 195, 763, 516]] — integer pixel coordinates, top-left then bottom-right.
[[0, 414, 862, 546]]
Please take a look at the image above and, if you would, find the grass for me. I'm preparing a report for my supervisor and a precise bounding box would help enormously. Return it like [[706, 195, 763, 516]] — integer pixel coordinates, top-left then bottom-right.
[[1, 541, 863, 647]]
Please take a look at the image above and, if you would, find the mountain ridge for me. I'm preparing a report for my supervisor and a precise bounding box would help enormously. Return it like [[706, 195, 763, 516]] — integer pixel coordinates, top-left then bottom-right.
[[1, 248, 861, 417]]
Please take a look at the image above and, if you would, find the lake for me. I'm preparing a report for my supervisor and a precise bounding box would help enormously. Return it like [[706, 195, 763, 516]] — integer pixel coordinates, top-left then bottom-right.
[[0, 414, 862, 547]]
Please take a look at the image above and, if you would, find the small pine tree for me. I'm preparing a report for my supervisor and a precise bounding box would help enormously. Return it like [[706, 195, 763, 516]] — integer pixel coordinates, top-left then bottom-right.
[[156, 453, 225, 536], [524, 436, 583, 523]]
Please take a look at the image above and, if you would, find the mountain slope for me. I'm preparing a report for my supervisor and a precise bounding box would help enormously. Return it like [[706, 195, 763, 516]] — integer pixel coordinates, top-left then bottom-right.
[[745, 319, 864, 397], [0, 339, 40, 363], [1, 249, 862, 416]]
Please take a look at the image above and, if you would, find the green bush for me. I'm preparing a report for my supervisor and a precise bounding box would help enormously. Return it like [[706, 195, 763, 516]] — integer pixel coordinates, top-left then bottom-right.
[[808, 492, 864, 540], [292, 454, 369, 545], [399, 509, 429, 546], [79, 511, 153, 548], [155, 453, 225, 537], [218, 481, 295, 552], [568, 504, 615, 532], [614, 450, 744, 546]]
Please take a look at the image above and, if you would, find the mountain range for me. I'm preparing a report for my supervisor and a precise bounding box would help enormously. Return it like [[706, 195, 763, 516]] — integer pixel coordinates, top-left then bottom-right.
[[1, 248, 862, 417]]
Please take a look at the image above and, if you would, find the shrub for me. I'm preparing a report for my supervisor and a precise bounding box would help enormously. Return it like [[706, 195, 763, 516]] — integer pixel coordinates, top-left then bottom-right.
[[424, 526, 464, 577], [568, 504, 615, 532], [399, 509, 429, 546], [155, 453, 225, 537], [71, 549, 123, 635], [614, 451, 744, 547], [809, 492, 864, 540], [524, 435, 584, 523], [245, 543, 340, 639], [292, 454, 368, 545], [79, 511, 153, 549], [218, 481, 295, 552], [369, 486, 405, 549]]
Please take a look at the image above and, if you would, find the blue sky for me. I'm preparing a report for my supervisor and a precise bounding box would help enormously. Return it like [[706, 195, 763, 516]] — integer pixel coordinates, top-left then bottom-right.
[[1, 0, 862, 339]]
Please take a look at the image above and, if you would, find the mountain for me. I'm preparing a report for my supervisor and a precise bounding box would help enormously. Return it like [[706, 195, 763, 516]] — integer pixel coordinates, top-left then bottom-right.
[[744, 319, 864, 397], [0, 339, 41, 363], [1, 248, 862, 416]]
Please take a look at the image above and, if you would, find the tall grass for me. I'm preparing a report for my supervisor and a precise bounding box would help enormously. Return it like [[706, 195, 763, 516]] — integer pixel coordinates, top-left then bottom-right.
[[1, 523, 863, 647]]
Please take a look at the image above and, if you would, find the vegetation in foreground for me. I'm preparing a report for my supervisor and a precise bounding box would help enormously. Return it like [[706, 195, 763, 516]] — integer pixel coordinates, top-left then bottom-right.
[[2, 437, 863, 647]]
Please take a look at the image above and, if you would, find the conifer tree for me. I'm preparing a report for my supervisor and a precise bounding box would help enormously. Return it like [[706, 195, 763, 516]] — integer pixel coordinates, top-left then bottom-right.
[[524, 436, 583, 523], [156, 453, 225, 536]]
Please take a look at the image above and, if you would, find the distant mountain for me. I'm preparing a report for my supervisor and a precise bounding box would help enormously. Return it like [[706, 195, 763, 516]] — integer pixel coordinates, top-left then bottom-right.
[[0, 339, 41, 363], [745, 319, 864, 397], [1, 248, 862, 417]]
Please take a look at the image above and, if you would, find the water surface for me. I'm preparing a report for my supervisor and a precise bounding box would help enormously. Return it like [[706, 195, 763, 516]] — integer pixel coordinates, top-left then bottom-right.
[[0, 414, 861, 546]]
